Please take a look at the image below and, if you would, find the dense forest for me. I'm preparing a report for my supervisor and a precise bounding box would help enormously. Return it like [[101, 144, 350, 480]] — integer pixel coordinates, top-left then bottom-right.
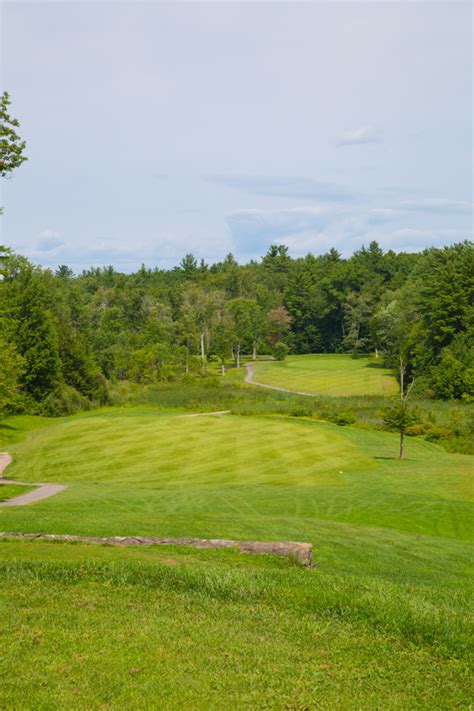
[[0, 239, 472, 416]]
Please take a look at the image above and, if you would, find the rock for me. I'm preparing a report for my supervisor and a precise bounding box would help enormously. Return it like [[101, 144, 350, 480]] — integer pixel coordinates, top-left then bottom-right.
[[0, 531, 314, 567]]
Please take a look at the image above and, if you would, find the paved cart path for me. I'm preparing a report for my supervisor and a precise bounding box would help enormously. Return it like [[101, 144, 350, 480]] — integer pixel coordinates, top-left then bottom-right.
[[0, 452, 66, 506], [245, 363, 318, 397]]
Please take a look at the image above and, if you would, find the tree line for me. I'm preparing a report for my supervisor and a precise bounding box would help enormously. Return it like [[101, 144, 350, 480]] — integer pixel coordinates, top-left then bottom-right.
[[0, 239, 472, 416]]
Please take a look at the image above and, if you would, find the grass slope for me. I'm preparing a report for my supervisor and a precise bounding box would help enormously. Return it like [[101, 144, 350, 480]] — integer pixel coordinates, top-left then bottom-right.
[[0, 404, 472, 708], [0, 537, 472, 710], [251, 354, 398, 396], [1, 409, 471, 541]]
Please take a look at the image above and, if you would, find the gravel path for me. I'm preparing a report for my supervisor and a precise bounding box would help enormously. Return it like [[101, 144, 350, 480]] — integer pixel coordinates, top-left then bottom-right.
[[245, 363, 318, 398], [0, 452, 67, 507], [181, 410, 231, 417]]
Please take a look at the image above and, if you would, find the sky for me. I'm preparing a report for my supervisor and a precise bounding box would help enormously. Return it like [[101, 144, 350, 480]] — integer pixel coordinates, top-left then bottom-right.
[[0, 0, 472, 272]]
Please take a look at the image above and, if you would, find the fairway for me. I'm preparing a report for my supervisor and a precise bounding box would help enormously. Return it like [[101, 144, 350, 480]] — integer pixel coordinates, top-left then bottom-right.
[[1, 407, 473, 709], [250, 354, 398, 396], [1, 408, 472, 542]]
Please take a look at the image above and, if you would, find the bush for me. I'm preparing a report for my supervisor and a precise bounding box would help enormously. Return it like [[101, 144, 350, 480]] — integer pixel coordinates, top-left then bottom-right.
[[405, 423, 433, 437], [331, 411, 357, 426], [40, 384, 91, 416], [424, 426, 451, 442], [273, 342, 289, 361]]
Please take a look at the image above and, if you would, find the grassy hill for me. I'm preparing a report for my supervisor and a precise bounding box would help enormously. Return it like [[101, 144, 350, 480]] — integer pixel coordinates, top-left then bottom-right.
[[250, 354, 398, 396], [1, 409, 472, 541], [0, 381, 472, 708]]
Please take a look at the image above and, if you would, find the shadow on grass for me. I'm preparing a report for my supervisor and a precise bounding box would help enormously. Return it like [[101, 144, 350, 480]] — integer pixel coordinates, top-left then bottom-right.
[[0, 424, 16, 432], [364, 361, 392, 370]]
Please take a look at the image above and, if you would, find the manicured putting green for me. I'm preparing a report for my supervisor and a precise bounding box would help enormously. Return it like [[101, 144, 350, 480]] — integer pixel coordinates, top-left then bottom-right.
[[9, 411, 372, 486], [2, 409, 472, 542], [251, 354, 398, 396]]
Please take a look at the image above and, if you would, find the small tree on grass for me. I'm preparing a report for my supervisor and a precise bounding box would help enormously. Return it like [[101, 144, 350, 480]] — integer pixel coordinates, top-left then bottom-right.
[[383, 356, 417, 460], [273, 342, 289, 361]]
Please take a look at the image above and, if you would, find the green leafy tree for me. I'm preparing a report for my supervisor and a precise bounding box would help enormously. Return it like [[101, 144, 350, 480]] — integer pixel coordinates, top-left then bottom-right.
[[227, 297, 260, 368], [181, 286, 224, 371], [0, 334, 24, 414], [212, 311, 234, 375], [343, 291, 372, 355], [266, 305, 292, 348], [55, 265, 75, 279], [0, 91, 27, 178], [382, 358, 417, 459], [1, 257, 60, 402], [179, 253, 198, 278]]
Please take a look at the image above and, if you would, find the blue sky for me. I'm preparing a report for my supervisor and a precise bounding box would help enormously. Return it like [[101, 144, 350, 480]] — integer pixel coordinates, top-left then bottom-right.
[[0, 1, 472, 272]]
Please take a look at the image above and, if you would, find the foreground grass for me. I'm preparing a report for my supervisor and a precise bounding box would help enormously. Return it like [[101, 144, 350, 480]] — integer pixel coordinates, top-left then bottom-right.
[[0, 538, 471, 710], [251, 354, 398, 396]]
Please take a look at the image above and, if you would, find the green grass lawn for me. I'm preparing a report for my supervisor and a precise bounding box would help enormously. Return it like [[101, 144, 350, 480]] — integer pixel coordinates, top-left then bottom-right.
[[0, 484, 35, 502], [251, 354, 398, 396], [0, 536, 471, 710], [1, 409, 471, 541], [0, 405, 472, 708]]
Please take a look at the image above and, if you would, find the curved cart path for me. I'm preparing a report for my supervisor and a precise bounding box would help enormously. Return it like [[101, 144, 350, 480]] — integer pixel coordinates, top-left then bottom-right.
[[245, 363, 318, 398], [0, 452, 66, 507]]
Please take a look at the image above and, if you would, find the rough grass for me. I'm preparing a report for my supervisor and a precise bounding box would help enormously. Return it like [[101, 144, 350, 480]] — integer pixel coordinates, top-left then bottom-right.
[[251, 354, 398, 396], [0, 537, 472, 710]]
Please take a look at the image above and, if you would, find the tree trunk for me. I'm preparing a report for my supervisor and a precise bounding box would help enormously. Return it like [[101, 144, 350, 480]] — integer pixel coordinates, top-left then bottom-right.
[[375, 348, 378, 359], [252, 343, 257, 360], [234, 343, 240, 369], [400, 356, 405, 400], [399, 430, 405, 460], [200, 332, 206, 371], [221, 363, 226, 376]]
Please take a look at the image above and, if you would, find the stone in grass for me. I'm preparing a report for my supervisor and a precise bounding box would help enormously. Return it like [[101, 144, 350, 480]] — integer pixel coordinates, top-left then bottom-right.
[[0, 532, 314, 567]]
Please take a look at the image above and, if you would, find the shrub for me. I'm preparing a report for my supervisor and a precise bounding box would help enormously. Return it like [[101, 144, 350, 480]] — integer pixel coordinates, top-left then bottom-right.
[[405, 423, 433, 437], [332, 411, 357, 426], [273, 342, 289, 361], [424, 426, 451, 442], [40, 384, 91, 416]]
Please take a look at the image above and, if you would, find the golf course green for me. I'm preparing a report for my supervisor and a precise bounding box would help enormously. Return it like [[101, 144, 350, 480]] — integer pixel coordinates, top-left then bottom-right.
[[250, 354, 398, 396], [0, 362, 472, 709]]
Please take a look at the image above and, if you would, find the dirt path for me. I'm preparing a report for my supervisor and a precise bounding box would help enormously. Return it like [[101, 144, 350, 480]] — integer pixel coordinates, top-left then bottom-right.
[[0, 453, 12, 475], [0, 452, 66, 507], [245, 363, 318, 398]]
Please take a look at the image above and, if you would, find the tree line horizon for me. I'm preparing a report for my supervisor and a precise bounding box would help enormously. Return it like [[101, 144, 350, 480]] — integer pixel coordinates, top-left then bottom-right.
[[0, 238, 472, 417]]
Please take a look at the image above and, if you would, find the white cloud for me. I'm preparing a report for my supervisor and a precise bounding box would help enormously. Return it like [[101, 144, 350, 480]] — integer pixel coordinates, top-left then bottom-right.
[[226, 207, 335, 253], [337, 126, 381, 147], [206, 175, 356, 201], [36, 229, 64, 252], [398, 198, 473, 214]]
